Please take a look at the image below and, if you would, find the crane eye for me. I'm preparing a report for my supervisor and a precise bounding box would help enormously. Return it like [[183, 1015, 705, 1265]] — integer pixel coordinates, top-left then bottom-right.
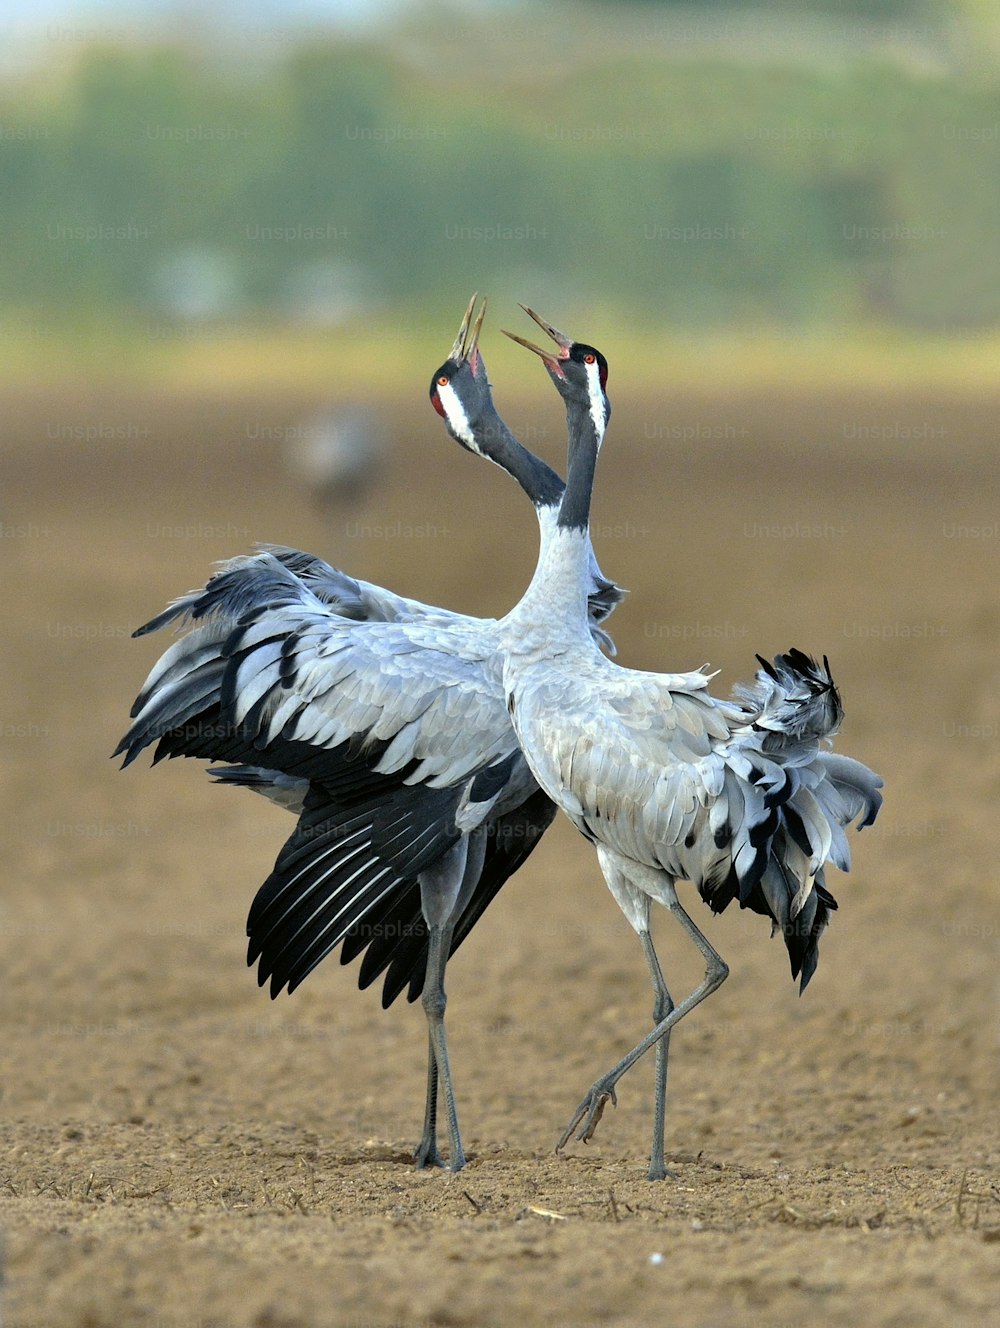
[[437, 375, 449, 386], [584, 353, 596, 364]]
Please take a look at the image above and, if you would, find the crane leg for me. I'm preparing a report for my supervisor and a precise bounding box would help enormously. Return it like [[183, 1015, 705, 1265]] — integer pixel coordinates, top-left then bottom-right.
[[558, 880, 728, 1168], [640, 929, 677, 1182], [415, 1039, 443, 1169], [412, 828, 486, 1172], [415, 918, 465, 1171]]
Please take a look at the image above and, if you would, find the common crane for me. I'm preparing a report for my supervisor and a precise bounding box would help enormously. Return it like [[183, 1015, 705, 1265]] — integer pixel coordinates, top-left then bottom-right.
[[116, 296, 624, 1173], [285, 403, 386, 509], [498, 308, 883, 1180]]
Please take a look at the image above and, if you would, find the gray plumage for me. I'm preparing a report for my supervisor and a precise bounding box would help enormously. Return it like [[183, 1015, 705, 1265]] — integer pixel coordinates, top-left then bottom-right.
[[497, 308, 883, 1179], [115, 296, 624, 1173]]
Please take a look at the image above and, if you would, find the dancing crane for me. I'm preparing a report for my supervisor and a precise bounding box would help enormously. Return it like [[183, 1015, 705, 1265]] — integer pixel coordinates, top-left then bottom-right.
[[116, 296, 624, 1173], [498, 308, 883, 1180]]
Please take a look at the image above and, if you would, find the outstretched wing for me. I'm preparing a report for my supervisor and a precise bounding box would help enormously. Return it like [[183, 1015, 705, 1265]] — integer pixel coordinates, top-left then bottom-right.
[[115, 550, 516, 790], [116, 550, 559, 1004], [244, 768, 554, 1005], [247, 777, 467, 998]]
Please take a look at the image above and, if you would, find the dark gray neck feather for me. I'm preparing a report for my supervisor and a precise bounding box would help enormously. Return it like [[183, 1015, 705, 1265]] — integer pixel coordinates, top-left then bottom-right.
[[557, 397, 599, 532], [474, 407, 564, 510]]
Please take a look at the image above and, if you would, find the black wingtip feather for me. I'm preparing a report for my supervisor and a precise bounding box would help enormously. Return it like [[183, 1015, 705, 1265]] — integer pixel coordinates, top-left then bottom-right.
[[349, 788, 558, 1009], [755, 653, 780, 682]]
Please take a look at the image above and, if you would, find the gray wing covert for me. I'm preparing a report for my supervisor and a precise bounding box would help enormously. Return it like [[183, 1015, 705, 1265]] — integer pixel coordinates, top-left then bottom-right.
[[118, 549, 514, 789], [227, 606, 514, 789], [259, 544, 468, 627]]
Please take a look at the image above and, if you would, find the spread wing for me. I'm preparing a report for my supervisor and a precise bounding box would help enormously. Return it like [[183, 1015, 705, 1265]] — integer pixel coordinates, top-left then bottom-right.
[[115, 550, 516, 789], [206, 761, 558, 1005], [115, 540, 630, 1008], [115, 549, 558, 1004], [244, 776, 556, 1005]]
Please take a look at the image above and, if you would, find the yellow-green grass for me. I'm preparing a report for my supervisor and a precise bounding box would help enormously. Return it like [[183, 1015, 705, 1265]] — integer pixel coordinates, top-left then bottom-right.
[[2, 311, 998, 397]]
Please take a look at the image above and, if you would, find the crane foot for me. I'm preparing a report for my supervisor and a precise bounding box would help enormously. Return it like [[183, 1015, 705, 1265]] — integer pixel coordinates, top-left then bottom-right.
[[556, 1082, 618, 1151]]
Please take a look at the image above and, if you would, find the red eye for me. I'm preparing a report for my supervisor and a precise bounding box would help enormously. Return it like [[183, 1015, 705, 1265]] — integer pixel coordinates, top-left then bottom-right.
[[584, 353, 596, 364], [438, 375, 449, 386]]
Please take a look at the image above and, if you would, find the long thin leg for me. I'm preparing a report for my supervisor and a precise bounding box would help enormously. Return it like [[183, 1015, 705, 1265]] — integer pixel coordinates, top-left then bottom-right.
[[412, 828, 487, 1172], [417, 918, 466, 1171], [558, 880, 728, 1157], [414, 1036, 443, 1169], [640, 929, 675, 1182]]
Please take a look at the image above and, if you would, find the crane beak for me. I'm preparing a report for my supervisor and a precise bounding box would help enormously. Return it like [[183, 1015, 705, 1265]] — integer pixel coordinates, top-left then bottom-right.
[[467, 295, 487, 375], [518, 304, 573, 352], [501, 304, 572, 377], [449, 292, 479, 362]]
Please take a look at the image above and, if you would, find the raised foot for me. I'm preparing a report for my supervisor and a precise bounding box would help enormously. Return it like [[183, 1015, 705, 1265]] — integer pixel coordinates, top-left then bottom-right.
[[556, 1082, 618, 1151]]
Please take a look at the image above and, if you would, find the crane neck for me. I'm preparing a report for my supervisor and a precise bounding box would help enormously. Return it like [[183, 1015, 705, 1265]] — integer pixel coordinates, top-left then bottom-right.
[[473, 407, 564, 513], [499, 391, 606, 652], [556, 394, 602, 533]]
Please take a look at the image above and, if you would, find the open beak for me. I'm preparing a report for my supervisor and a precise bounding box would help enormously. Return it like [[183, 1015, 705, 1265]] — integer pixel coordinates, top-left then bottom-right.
[[501, 304, 572, 376], [519, 304, 573, 351], [449, 292, 479, 362], [467, 295, 486, 374]]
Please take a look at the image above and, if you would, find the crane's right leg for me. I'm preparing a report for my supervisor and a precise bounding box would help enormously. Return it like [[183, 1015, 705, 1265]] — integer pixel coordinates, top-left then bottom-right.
[[415, 915, 465, 1170], [640, 929, 676, 1182], [558, 874, 728, 1173], [574, 850, 678, 1178]]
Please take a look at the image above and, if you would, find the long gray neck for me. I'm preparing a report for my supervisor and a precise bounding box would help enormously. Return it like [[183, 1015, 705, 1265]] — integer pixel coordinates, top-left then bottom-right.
[[500, 394, 604, 650], [556, 395, 601, 533], [472, 407, 564, 512]]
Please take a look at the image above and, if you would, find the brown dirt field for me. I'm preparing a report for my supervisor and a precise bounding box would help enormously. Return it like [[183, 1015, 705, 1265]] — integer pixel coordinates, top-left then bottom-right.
[[2, 383, 999, 1328]]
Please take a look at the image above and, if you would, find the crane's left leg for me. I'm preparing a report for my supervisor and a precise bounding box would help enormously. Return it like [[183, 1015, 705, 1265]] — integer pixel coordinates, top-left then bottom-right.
[[414, 829, 486, 1172], [415, 1041, 442, 1169]]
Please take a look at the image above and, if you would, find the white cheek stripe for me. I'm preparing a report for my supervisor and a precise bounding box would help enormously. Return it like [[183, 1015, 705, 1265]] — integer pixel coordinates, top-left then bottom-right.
[[436, 381, 476, 449], [586, 361, 606, 444]]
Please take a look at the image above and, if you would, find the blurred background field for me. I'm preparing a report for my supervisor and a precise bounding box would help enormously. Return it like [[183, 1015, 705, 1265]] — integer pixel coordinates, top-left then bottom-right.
[[2, 3, 999, 1328], [2, 0, 1000, 392]]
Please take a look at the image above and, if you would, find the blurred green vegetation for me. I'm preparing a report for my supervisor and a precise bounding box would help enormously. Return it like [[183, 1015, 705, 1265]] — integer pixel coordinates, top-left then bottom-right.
[[1, 2, 999, 386]]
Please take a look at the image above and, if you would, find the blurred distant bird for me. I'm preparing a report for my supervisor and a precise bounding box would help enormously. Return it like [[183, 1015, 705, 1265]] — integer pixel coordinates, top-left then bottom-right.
[[115, 295, 624, 1173], [286, 404, 386, 508], [497, 308, 883, 1179]]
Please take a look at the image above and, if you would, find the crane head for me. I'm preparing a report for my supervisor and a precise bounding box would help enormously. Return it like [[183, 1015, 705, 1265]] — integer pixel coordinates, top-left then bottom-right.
[[503, 305, 611, 438], [429, 293, 498, 454]]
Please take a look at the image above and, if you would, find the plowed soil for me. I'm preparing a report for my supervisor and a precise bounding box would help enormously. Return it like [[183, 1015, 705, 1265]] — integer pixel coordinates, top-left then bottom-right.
[[3, 384, 998, 1327]]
